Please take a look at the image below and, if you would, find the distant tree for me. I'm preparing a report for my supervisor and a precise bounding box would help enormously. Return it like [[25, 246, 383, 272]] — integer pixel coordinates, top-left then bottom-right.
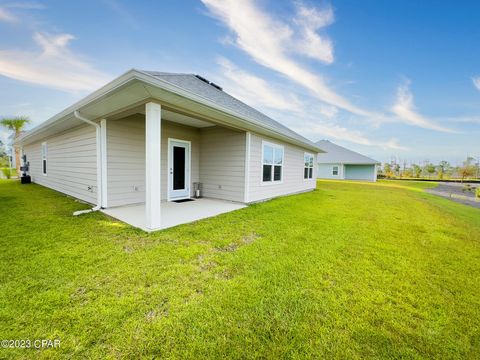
[[383, 163, 393, 178], [437, 167, 444, 180], [412, 164, 422, 178], [0, 116, 30, 175], [424, 163, 436, 179], [465, 156, 475, 166], [438, 160, 450, 173], [404, 168, 413, 178], [437, 160, 450, 180], [0, 140, 6, 158], [458, 165, 475, 182], [0, 140, 8, 168], [394, 163, 401, 177]]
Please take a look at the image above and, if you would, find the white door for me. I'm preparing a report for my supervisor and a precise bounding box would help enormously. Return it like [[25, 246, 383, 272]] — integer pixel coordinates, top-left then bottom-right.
[[168, 139, 191, 200]]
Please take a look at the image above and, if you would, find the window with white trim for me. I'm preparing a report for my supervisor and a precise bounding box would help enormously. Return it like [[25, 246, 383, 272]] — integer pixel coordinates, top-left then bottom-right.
[[41, 142, 47, 175], [304, 153, 314, 179], [262, 142, 283, 183], [332, 165, 339, 176]]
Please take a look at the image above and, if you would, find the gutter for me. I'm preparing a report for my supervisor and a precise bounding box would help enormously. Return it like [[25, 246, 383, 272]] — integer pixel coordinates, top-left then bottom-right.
[[72, 110, 103, 215]]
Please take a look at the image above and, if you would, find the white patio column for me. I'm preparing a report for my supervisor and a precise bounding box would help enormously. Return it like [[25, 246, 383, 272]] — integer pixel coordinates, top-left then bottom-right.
[[145, 102, 162, 230], [100, 119, 108, 208]]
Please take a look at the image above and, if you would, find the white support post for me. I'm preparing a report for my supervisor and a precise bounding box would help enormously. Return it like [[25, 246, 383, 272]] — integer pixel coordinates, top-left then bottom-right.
[[100, 119, 108, 207], [145, 102, 162, 230], [243, 132, 251, 203]]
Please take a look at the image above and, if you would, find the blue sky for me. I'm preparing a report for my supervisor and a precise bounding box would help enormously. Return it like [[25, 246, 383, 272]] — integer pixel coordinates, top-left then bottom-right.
[[0, 0, 479, 165]]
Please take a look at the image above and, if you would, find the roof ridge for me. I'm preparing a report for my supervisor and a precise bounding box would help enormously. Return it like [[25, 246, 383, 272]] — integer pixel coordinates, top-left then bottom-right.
[[141, 70, 195, 76]]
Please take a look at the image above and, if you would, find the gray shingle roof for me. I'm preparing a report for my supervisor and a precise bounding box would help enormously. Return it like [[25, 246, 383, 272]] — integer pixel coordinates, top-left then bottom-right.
[[316, 140, 379, 164], [142, 71, 320, 150]]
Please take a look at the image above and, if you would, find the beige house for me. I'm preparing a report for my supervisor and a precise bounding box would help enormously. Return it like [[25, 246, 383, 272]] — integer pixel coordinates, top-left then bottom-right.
[[16, 70, 322, 231]]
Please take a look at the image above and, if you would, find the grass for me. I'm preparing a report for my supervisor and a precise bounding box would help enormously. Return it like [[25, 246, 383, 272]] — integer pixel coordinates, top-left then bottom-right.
[[0, 179, 479, 359], [377, 179, 439, 191]]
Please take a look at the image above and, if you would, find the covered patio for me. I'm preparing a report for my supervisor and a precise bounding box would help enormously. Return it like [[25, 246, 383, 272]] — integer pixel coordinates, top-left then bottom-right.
[[102, 198, 246, 231], [101, 98, 249, 231]]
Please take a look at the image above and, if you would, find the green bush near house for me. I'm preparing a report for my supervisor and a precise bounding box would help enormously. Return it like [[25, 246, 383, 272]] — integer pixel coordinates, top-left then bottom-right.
[[0, 179, 479, 359], [1, 167, 12, 179], [476, 187, 480, 198]]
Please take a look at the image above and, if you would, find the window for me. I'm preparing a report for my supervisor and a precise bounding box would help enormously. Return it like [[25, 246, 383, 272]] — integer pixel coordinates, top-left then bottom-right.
[[332, 165, 339, 176], [41, 142, 47, 175], [262, 142, 283, 183], [304, 153, 314, 179]]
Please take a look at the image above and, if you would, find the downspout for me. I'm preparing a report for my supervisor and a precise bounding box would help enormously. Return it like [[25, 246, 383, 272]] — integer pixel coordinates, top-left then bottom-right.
[[73, 110, 103, 215]]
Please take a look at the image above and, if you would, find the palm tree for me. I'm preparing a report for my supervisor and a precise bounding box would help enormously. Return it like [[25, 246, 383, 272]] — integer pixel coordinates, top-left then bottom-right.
[[0, 116, 30, 176]]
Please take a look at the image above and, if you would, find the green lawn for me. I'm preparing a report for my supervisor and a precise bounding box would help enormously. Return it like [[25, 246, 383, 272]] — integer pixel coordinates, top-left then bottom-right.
[[377, 179, 439, 190], [0, 179, 479, 359]]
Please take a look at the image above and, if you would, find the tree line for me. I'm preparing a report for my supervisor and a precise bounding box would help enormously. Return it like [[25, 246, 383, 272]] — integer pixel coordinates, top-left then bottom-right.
[[378, 157, 480, 181]]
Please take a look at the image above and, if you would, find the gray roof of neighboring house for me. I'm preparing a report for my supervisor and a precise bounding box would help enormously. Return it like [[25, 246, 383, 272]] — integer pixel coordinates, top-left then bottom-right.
[[143, 71, 320, 150], [316, 140, 380, 164]]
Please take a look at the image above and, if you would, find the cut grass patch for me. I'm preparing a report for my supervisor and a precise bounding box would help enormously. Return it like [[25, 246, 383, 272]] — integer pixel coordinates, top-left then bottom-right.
[[0, 179, 479, 358]]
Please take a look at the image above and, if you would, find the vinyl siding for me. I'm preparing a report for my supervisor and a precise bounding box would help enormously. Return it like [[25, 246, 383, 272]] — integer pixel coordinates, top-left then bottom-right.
[[199, 127, 246, 202], [107, 115, 200, 207], [344, 164, 376, 181], [23, 124, 97, 204], [106, 115, 145, 207], [247, 133, 316, 203], [317, 163, 344, 179]]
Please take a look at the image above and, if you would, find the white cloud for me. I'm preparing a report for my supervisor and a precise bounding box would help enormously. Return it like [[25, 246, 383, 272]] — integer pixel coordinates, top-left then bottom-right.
[[308, 122, 374, 145], [0, 7, 17, 22], [316, 104, 338, 119], [473, 76, 480, 91], [293, 4, 334, 63], [101, 0, 139, 29], [296, 120, 407, 150], [0, 32, 111, 92], [381, 138, 409, 151], [201, 0, 373, 117], [216, 57, 303, 112], [212, 59, 381, 148], [4, 2, 45, 10], [0, 2, 45, 22], [391, 80, 456, 133], [214, 58, 402, 151]]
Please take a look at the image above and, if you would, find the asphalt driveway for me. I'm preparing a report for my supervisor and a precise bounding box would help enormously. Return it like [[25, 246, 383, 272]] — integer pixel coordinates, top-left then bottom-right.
[[426, 182, 480, 208]]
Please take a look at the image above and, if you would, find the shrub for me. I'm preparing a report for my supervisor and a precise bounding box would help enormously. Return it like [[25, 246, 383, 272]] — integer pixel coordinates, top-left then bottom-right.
[[1, 167, 11, 179], [476, 187, 480, 198]]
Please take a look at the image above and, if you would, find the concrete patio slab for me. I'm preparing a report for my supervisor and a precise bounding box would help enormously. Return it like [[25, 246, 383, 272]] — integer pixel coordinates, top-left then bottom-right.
[[102, 198, 247, 231]]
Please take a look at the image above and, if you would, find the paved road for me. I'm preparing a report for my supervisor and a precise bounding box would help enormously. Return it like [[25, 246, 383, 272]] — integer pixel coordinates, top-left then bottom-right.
[[426, 182, 480, 209]]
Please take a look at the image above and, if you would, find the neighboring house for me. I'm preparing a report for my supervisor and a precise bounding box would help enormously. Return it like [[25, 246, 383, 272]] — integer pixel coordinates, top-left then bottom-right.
[[16, 69, 323, 231], [316, 140, 379, 182]]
